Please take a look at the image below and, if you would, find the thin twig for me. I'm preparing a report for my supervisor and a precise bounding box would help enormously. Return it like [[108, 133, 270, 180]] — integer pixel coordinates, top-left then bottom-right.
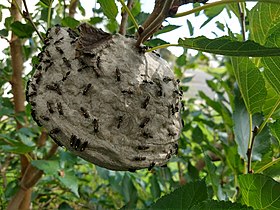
[[69, 0, 78, 18], [0, 35, 10, 43], [118, 0, 139, 30], [246, 126, 258, 173], [237, 3, 246, 41], [175, 0, 278, 18], [119, 0, 134, 35], [22, 0, 44, 42]]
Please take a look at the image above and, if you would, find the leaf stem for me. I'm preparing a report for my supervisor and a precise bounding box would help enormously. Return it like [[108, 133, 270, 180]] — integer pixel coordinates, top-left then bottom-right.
[[237, 3, 246, 41], [175, 0, 278, 18], [118, 0, 139, 30], [47, 0, 53, 29], [246, 116, 258, 174], [22, 0, 44, 42], [255, 157, 280, 173], [119, 0, 134, 35], [258, 97, 280, 135], [146, 43, 179, 52]]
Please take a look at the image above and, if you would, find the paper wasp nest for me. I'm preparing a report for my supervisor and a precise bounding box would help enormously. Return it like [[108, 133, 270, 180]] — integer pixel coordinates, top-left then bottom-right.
[[27, 23, 181, 171]]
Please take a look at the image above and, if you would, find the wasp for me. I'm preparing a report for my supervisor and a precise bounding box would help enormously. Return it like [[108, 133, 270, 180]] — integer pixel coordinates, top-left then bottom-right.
[[50, 128, 61, 134], [166, 151, 172, 159], [44, 37, 51, 45], [80, 107, 90, 118], [31, 109, 41, 126], [148, 162, 155, 171], [117, 116, 123, 129], [55, 25, 61, 34], [121, 89, 134, 95], [80, 141, 88, 151], [55, 46, 64, 54], [116, 68, 121, 81], [139, 117, 150, 128], [96, 56, 101, 69], [29, 101, 36, 106], [137, 145, 149, 150], [134, 156, 146, 161], [82, 84, 92, 95], [128, 168, 136, 172], [174, 143, 179, 155], [62, 71, 70, 82], [141, 95, 150, 109], [57, 102, 64, 115], [44, 60, 54, 71], [142, 131, 153, 139], [34, 72, 42, 84], [47, 101, 54, 114], [27, 91, 37, 98], [54, 37, 64, 45], [163, 77, 172, 83], [45, 50, 51, 57], [67, 28, 78, 39], [46, 83, 62, 95], [62, 57, 71, 68], [93, 66, 101, 78], [52, 138, 63, 147], [74, 138, 81, 150], [70, 134, 78, 147], [93, 119, 99, 132], [40, 115, 50, 121], [30, 83, 37, 91]]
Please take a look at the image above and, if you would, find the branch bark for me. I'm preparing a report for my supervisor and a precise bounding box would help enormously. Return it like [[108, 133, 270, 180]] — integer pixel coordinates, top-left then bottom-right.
[[8, 1, 33, 209], [119, 0, 134, 35], [69, 0, 79, 18]]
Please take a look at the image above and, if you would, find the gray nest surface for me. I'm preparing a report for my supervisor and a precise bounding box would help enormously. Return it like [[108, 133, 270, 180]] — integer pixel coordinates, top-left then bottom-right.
[[27, 23, 182, 171]]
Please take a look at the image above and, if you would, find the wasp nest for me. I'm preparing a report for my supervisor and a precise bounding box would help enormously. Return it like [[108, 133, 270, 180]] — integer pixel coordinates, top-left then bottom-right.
[[27, 23, 182, 171]]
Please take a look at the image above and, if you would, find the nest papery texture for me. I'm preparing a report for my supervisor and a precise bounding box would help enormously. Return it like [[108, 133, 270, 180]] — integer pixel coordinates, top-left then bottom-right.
[[27, 23, 181, 171]]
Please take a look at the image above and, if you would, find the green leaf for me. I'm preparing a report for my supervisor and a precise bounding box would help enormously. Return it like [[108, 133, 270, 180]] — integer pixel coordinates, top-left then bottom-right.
[[187, 20, 194, 36], [149, 180, 208, 209], [270, 120, 280, 145], [204, 155, 226, 200], [40, 0, 52, 7], [231, 57, 266, 114], [252, 116, 271, 161], [200, 5, 224, 29], [0, 135, 35, 154], [0, 29, 8, 37], [176, 54, 187, 67], [239, 174, 280, 210], [261, 27, 280, 94], [61, 17, 80, 29], [121, 173, 138, 206], [31, 160, 60, 175], [10, 21, 35, 38], [190, 200, 253, 210], [249, 3, 280, 45], [263, 81, 280, 117], [178, 36, 280, 57], [150, 175, 161, 199], [155, 25, 181, 36], [97, 0, 118, 20], [89, 17, 103, 25], [233, 88, 250, 159], [58, 170, 79, 197]]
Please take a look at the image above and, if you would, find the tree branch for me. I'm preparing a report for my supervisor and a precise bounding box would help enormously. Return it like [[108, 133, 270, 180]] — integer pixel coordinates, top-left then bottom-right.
[[119, 0, 134, 35], [7, 144, 58, 210], [69, 0, 79, 18], [246, 126, 258, 173]]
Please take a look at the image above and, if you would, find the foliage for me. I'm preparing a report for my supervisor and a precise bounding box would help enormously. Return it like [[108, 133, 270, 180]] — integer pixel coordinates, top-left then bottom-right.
[[0, 0, 280, 209]]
